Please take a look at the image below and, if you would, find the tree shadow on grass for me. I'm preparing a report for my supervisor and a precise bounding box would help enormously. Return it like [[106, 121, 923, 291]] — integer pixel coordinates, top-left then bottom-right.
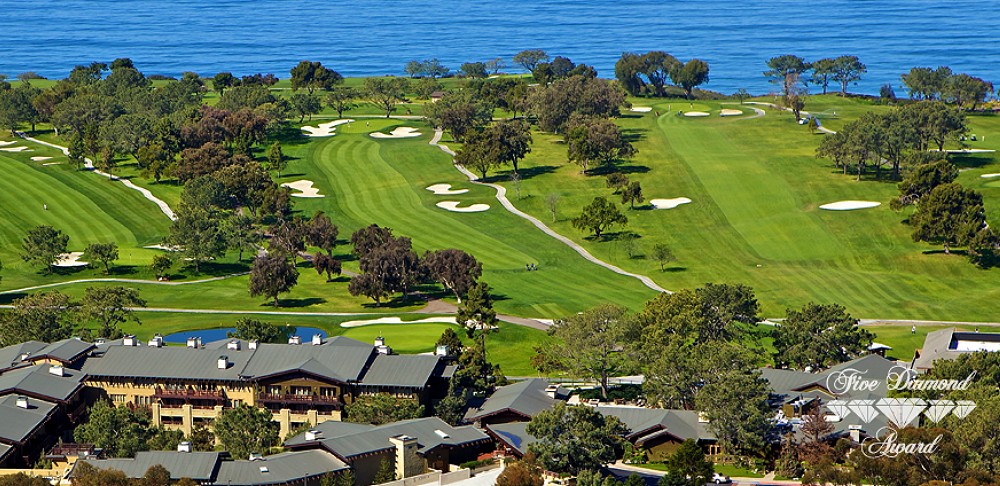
[[950, 154, 992, 170], [921, 249, 967, 256], [49, 266, 89, 277], [663, 266, 687, 272], [109, 265, 139, 276], [0, 293, 28, 304], [621, 128, 648, 143], [271, 297, 327, 308], [183, 262, 251, 277], [270, 125, 311, 146], [586, 164, 650, 177]]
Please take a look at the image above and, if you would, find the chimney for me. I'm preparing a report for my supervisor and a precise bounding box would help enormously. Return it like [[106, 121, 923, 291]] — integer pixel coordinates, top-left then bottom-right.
[[18, 353, 30, 362], [249, 452, 264, 461], [187, 337, 198, 348], [377, 345, 392, 355], [312, 334, 323, 345], [435, 345, 449, 357], [148, 335, 163, 348], [227, 340, 241, 351], [249, 339, 259, 350], [95, 338, 106, 346], [374, 336, 385, 347], [123, 335, 137, 346], [218, 356, 229, 370], [305, 430, 321, 441], [544, 384, 560, 399], [16, 396, 28, 409], [288, 336, 301, 345], [196, 337, 202, 348], [389, 435, 423, 479], [849, 425, 862, 443], [49, 365, 65, 377], [177, 441, 192, 453]]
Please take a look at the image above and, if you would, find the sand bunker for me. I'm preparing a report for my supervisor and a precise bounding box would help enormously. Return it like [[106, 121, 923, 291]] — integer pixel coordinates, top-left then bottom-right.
[[426, 183, 469, 195], [340, 316, 458, 328], [370, 127, 422, 139], [630, 107, 653, 113], [0, 146, 30, 152], [436, 201, 490, 213], [0, 141, 16, 147], [650, 197, 692, 209], [684, 111, 710, 117], [145, 244, 181, 252], [300, 119, 354, 137], [935, 148, 996, 154], [30, 156, 53, 162], [981, 173, 1000, 179], [720, 109, 743, 117], [819, 200, 881, 211], [42, 162, 63, 166], [280, 180, 324, 198], [53, 252, 88, 267]]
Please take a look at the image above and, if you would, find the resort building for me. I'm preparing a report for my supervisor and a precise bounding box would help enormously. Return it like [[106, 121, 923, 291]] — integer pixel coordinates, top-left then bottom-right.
[[912, 328, 1000, 371]]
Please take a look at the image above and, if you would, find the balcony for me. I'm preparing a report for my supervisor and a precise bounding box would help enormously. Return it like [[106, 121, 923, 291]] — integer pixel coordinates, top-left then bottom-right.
[[154, 387, 226, 402], [258, 393, 341, 407]]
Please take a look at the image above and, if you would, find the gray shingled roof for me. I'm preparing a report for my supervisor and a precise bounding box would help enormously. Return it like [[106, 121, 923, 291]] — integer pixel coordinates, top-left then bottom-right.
[[0, 364, 84, 402], [287, 417, 490, 459], [33, 338, 94, 364], [465, 379, 565, 422], [592, 406, 715, 443], [0, 443, 12, 463], [240, 337, 376, 383], [211, 450, 349, 485], [358, 354, 442, 388], [486, 422, 537, 456], [0, 394, 56, 444], [82, 345, 254, 381], [0, 342, 47, 372], [76, 452, 222, 480]]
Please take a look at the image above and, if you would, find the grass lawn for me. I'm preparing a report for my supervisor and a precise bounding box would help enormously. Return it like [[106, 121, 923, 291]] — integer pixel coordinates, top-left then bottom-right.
[[633, 462, 764, 478], [488, 95, 1000, 321]]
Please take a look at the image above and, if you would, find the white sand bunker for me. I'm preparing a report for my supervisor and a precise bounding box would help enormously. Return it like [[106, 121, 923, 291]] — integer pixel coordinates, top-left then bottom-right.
[[0, 146, 30, 152], [630, 107, 653, 113], [370, 127, 422, 139], [720, 109, 743, 117], [650, 197, 692, 209], [340, 316, 458, 328], [145, 244, 181, 252], [53, 252, 88, 267], [935, 148, 996, 154], [280, 180, 324, 198], [42, 162, 63, 166], [0, 141, 16, 147], [301, 119, 354, 137], [981, 173, 1000, 179], [684, 111, 710, 117], [426, 183, 469, 195], [30, 156, 53, 162], [819, 200, 881, 211], [436, 201, 490, 213]]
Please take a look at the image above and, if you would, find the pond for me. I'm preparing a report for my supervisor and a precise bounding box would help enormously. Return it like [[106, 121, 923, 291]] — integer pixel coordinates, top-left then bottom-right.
[[162, 326, 327, 345]]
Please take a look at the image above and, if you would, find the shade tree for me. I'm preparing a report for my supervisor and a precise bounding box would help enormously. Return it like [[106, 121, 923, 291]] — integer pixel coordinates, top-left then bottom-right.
[[21, 225, 69, 274], [422, 249, 482, 302], [572, 196, 627, 238], [526, 403, 628, 475], [289, 60, 343, 94], [364, 76, 410, 118]]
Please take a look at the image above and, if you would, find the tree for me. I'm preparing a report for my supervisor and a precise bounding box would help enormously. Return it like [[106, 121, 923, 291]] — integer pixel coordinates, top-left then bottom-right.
[[772, 302, 873, 370], [695, 366, 771, 456], [289, 93, 321, 123], [527, 403, 628, 475], [325, 87, 358, 118], [223, 214, 261, 262], [213, 404, 279, 460], [831, 55, 867, 95], [68, 132, 87, 170], [670, 59, 710, 99], [345, 394, 424, 425], [485, 58, 505, 75], [313, 252, 342, 281], [651, 244, 675, 271], [892, 156, 957, 209], [967, 227, 1000, 269], [640, 51, 680, 96], [537, 304, 633, 399], [735, 88, 750, 104], [810, 58, 837, 95], [374, 458, 396, 484], [0, 291, 75, 347], [150, 254, 173, 279], [146, 427, 184, 452], [621, 181, 643, 209], [422, 58, 450, 78], [496, 453, 544, 486], [268, 217, 306, 261], [21, 225, 69, 274], [800, 406, 835, 444], [423, 249, 482, 302], [514, 49, 549, 73], [141, 465, 172, 486], [945, 72, 994, 110], [606, 172, 629, 194], [566, 116, 635, 173], [436, 328, 464, 357], [545, 193, 560, 222], [364, 76, 409, 118], [137, 142, 173, 182], [530, 76, 627, 133], [457, 281, 498, 340], [73, 400, 150, 458], [0, 473, 50, 486], [454, 131, 496, 179], [615, 52, 646, 96], [212, 72, 237, 95], [350, 224, 395, 260], [189, 425, 215, 452], [349, 233, 421, 304], [227, 318, 295, 344], [249, 254, 299, 306], [424, 90, 491, 142], [487, 119, 533, 173], [764, 55, 810, 95], [289, 60, 343, 94], [414, 77, 441, 100], [79, 286, 146, 339], [168, 205, 227, 272], [663, 439, 714, 486], [572, 196, 628, 238], [306, 210, 339, 256], [460, 62, 488, 79], [910, 182, 986, 253], [85, 242, 118, 274], [70, 462, 130, 486]]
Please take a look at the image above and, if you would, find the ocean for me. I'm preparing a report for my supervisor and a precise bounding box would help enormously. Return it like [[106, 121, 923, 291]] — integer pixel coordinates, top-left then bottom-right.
[[2, 0, 997, 95]]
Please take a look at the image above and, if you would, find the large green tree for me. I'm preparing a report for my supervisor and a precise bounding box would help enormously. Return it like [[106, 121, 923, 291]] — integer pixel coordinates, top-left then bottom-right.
[[213, 404, 279, 460], [0, 291, 76, 346], [227, 318, 296, 344], [831, 55, 867, 95], [670, 59, 710, 99], [423, 249, 482, 303], [572, 196, 628, 238], [662, 439, 714, 486], [910, 182, 986, 253], [772, 302, 873, 370], [345, 394, 424, 425], [73, 400, 151, 458], [764, 55, 810, 95], [289, 60, 343, 94], [79, 286, 146, 339], [248, 254, 299, 306], [363, 76, 409, 118], [566, 115, 635, 173], [21, 225, 69, 274], [526, 403, 628, 475], [85, 242, 118, 274]]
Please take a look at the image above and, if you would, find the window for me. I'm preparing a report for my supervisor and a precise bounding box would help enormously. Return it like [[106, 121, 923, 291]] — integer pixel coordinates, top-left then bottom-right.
[[291, 386, 311, 396], [267, 385, 282, 396], [110, 394, 127, 405], [319, 387, 337, 397]]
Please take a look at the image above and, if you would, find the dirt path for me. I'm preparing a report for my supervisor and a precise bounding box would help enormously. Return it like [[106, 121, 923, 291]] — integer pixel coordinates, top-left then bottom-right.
[[429, 130, 668, 294]]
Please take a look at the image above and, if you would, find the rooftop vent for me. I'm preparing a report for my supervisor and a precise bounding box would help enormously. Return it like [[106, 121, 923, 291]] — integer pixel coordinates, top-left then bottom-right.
[[227, 340, 241, 351], [288, 336, 301, 345], [259, 466, 269, 473], [18, 353, 31, 362], [49, 365, 65, 377], [312, 334, 323, 345], [123, 335, 138, 346], [544, 384, 560, 399], [148, 335, 163, 348], [249, 339, 259, 350], [218, 356, 229, 370], [374, 336, 385, 347], [249, 452, 264, 461], [377, 345, 392, 355], [95, 338, 106, 345], [177, 441, 191, 453], [434, 429, 450, 439], [16, 396, 28, 409], [186, 337, 198, 348], [435, 345, 449, 357], [305, 430, 322, 441]]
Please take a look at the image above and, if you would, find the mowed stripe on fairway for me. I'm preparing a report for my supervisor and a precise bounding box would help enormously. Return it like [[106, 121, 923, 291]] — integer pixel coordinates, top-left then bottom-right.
[[299, 130, 656, 317]]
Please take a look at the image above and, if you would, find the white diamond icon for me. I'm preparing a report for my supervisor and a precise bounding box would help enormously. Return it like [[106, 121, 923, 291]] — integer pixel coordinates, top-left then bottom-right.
[[847, 399, 880, 423], [953, 401, 977, 419], [876, 398, 926, 427], [923, 400, 955, 423], [826, 400, 852, 419]]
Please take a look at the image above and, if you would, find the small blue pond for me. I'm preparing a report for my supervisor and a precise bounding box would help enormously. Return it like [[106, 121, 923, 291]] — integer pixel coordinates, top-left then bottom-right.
[[163, 326, 327, 344]]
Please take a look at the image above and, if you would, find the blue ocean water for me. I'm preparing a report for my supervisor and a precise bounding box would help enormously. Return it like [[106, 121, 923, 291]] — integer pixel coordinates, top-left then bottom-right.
[[1, 0, 997, 95]]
